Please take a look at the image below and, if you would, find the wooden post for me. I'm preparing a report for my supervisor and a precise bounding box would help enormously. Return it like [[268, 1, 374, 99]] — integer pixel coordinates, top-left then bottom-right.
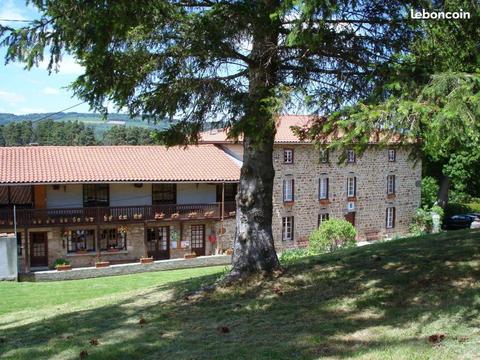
[[220, 182, 225, 254]]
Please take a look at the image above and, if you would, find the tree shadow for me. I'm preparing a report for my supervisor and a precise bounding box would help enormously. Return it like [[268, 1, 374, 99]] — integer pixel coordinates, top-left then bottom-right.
[[1, 230, 479, 359]]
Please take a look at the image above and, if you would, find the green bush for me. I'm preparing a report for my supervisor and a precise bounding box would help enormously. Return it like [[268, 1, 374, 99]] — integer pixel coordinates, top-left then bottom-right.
[[279, 248, 313, 264], [53, 258, 70, 268], [309, 218, 356, 253], [421, 177, 440, 208]]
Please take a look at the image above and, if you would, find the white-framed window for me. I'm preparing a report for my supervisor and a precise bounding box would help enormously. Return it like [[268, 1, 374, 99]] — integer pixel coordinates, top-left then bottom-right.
[[347, 149, 356, 163], [387, 174, 396, 195], [284, 148, 294, 164], [283, 177, 294, 202], [318, 213, 329, 227], [319, 177, 329, 200], [282, 216, 294, 241], [388, 149, 396, 162], [386, 207, 396, 229], [319, 148, 329, 163], [347, 176, 356, 198]]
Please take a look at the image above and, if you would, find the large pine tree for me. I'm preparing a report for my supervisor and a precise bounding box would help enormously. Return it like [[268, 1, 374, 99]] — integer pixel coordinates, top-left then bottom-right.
[[1, 0, 420, 279]]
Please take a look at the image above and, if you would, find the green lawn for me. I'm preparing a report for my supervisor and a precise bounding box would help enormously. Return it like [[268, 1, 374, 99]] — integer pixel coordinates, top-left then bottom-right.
[[1, 230, 480, 359]]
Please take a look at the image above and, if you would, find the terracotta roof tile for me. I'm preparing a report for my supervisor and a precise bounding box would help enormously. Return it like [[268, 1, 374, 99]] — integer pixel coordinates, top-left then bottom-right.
[[0, 145, 240, 184]]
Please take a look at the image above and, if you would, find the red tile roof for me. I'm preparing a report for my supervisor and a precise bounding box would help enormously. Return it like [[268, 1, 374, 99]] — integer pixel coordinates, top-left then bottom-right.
[[200, 114, 405, 144], [0, 145, 240, 184], [200, 115, 312, 144]]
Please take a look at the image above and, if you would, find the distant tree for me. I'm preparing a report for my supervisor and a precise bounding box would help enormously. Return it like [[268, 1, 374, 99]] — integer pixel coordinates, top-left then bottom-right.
[[1, 0, 422, 279], [1, 121, 34, 146]]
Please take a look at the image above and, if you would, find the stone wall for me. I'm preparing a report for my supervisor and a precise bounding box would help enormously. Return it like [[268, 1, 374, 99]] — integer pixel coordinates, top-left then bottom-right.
[[272, 145, 421, 250], [32, 255, 231, 282]]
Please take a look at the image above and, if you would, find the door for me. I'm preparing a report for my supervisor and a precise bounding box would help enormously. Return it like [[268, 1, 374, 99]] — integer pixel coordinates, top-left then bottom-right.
[[30, 232, 48, 267], [146, 227, 170, 260], [344, 212, 356, 227], [191, 224, 205, 256]]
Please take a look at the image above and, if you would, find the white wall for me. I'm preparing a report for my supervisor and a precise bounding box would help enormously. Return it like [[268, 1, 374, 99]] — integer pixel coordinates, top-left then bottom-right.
[[46, 184, 83, 208], [177, 183, 217, 204], [110, 183, 152, 206]]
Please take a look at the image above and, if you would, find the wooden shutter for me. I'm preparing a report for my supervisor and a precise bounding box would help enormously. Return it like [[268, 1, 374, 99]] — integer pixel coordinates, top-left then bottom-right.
[[354, 177, 357, 197], [283, 180, 286, 202], [291, 216, 295, 241], [393, 207, 396, 228], [326, 178, 329, 199], [292, 179, 295, 201]]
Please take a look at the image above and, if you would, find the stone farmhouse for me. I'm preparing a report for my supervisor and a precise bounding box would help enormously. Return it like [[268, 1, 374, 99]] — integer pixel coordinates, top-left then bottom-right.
[[0, 115, 421, 272]]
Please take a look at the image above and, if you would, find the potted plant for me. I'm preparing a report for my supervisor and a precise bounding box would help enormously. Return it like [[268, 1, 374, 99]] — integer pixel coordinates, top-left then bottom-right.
[[188, 212, 198, 219], [54, 258, 72, 271], [184, 251, 197, 259], [155, 212, 165, 220], [204, 210, 214, 218], [140, 257, 154, 264], [95, 260, 110, 268], [225, 248, 234, 256]]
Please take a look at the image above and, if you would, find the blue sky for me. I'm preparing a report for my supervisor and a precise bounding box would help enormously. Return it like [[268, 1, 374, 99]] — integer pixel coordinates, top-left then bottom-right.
[[0, 0, 93, 114]]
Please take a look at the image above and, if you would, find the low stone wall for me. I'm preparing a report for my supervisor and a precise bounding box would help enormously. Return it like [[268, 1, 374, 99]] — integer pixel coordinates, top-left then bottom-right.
[[31, 254, 231, 282]]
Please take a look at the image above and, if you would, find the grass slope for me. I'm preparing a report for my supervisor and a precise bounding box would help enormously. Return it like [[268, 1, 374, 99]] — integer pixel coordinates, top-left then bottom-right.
[[1, 230, 480, 359]]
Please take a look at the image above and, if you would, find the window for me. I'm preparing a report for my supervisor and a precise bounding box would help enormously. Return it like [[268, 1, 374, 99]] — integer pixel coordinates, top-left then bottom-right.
[[347, 177, 357, 198], [283, 177, 294, 202], [347, 149, 356, 163], [386, 207, 396, 229], [318, 213, 329, 227], [319, 148, 329, 163], [66, 229, 95, 253], [83, 184, 109, 207], [387, 175, 396, 195], [17, 233, 22, 256], [152, 184, 176, 205], [100, 228, 127, 251], [282, 216, 294, 241], [191, 225, 205, 249], [216, 183, 238, 202], [0, 186, 33, 208], [284, 149, 294, 164], [319, 177, 329, 200], [388, 149, 396, 162]]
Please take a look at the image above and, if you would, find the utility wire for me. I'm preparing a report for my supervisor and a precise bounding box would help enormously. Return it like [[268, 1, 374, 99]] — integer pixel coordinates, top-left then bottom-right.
[[0, 18, 34, 23], [32, 101, 88, 123]]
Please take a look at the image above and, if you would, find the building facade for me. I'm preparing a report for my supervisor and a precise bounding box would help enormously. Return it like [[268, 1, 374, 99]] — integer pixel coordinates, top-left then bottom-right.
[[0, 115, 422, 272]]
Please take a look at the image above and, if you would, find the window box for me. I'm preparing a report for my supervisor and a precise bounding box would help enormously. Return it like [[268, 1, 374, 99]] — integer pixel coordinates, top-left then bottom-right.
[[56, 264, 72, 271], [140, 257, 154, 264], [387, 194, 396, 200], [184, 252, 197, 259], [319, 199, 331, 205], [95, 261, 110, 268], [154, 212, 166, 220], [347, 197, 357, 202], [284, 201, 294, 206]]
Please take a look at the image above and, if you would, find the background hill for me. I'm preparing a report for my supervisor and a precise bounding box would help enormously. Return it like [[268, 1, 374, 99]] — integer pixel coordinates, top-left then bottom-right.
[[0, 112, 166, 137]]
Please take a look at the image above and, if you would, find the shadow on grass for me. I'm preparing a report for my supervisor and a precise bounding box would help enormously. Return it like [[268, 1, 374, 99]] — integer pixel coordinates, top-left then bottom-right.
[[1, 230, 480, 359]]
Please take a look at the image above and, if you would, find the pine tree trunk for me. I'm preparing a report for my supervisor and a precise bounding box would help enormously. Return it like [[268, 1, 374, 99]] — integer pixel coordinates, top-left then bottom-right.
[[229, 0, 281, 279]]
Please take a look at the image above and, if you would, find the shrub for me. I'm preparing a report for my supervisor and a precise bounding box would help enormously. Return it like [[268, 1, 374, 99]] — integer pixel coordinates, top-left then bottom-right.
[[421, 177, 440, 208], [53, 258, 70, 268], [279, 248, 313, 264], [309, 218, 356, 253], [410, 208, 432, 235]]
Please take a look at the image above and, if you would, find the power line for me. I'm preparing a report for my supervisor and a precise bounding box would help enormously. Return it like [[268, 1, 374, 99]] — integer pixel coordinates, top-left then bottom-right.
[[0, 18, 34, 23], [32, 101, 88, 123]]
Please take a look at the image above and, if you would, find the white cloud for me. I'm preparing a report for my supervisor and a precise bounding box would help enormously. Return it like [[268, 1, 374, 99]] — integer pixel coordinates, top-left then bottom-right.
[[39, 56, 85, 75], [15, 107, 47, 115], [0, 0, 29, 25], [43, 86, 61, 95], [0, 90, 25, 103]]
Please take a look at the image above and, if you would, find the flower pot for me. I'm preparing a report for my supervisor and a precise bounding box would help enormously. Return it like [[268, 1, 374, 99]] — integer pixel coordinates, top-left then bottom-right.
[[95, 261, 110, 268], [188, 212, 198, 219], [140, 257, 154, 264], [225, 248, 234, 256], [184, 253, 197, 259], [107, 248, 119, 253], [56, 264, 72, 271]]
